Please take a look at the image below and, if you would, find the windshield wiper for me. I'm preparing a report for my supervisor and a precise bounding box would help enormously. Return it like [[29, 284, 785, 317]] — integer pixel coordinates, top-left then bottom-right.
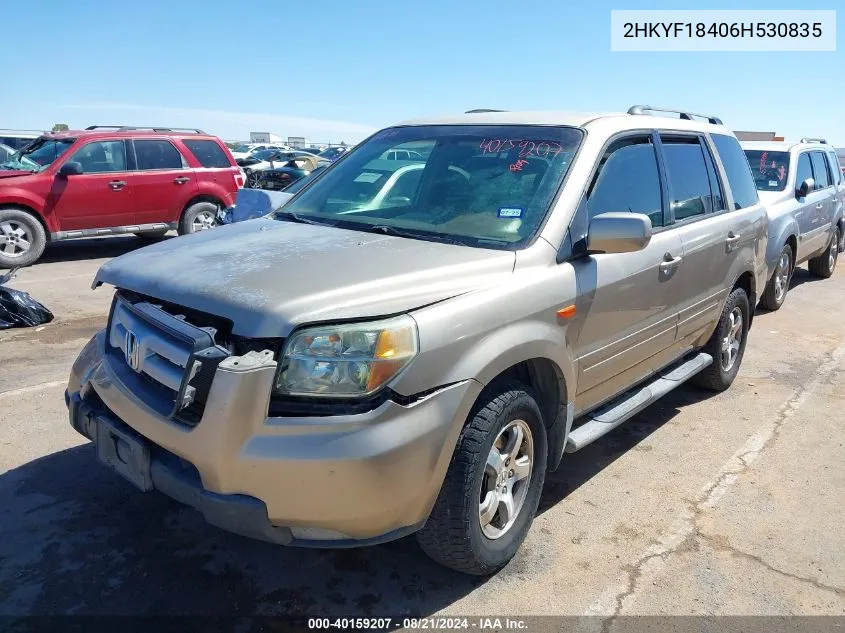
[[273, 211, 336, 227], [366, 224, 466, 246]]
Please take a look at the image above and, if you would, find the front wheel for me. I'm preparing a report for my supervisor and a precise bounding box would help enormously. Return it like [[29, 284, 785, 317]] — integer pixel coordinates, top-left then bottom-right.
[[691, 287, 750, 392], [416, 382, 547, 575], [759, 244, 792, 311], [808, 227, 839, 279], [0, 208, 47, 268]]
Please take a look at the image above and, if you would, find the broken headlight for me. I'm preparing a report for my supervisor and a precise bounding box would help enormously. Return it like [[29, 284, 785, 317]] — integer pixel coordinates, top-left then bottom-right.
[[274, 316, 418, 397]]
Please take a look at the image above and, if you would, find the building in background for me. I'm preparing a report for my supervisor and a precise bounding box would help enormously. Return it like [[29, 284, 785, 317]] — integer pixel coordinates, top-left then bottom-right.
[[287, 136, 311, 149], [734, 131, 784, 142], [249, 132, 283, 143]]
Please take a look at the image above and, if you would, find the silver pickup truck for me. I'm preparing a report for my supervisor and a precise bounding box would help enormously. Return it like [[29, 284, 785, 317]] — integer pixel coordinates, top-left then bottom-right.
[[67, 106, 768, 575], [742, 139, 844, 310]]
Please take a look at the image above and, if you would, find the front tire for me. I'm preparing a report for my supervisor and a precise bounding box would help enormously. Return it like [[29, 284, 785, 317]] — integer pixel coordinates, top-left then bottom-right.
[[416, 382, 547, 575], [178, 202, 219, 235], [759, 244, 792, 311], [808, 227, 839, 279], [691, 287, 750, 392], [133, 229, 169, 240], [0, 208, 47, 268]]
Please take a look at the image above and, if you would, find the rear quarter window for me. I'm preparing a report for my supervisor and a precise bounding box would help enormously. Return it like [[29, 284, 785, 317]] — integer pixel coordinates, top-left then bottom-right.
[[711, 134, 759, 209], [182, 139, 233, 168]]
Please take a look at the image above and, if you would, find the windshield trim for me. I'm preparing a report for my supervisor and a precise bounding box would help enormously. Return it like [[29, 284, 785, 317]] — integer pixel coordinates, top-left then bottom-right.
[[273, 124, 586, 252]]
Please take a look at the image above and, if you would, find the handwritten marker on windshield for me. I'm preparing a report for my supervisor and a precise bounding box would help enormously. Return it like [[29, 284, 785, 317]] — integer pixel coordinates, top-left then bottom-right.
[[556, 305, 577, 319]]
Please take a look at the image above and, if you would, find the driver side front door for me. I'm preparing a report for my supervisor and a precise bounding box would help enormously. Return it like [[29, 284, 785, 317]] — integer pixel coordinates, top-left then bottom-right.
[[50, 139, 135, 231]]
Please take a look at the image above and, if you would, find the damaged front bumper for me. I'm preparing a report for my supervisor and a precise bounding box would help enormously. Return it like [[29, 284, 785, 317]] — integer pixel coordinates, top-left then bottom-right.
[[67, 331, 481, 547]]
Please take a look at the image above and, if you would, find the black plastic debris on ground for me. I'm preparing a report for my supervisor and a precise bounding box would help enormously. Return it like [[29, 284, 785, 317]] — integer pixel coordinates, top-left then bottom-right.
[[0, 267, 54, 329]]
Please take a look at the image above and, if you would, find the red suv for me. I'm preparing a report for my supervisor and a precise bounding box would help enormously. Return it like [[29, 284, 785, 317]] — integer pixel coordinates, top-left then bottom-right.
[[0, 126, 244, 267]]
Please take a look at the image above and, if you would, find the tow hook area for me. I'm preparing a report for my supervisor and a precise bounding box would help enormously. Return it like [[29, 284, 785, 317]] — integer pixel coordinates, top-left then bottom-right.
[[219, 349, 276, 373]]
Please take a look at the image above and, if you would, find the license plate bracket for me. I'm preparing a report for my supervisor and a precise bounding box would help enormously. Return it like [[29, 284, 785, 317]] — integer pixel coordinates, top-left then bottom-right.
[[96, 418, 153, 492]]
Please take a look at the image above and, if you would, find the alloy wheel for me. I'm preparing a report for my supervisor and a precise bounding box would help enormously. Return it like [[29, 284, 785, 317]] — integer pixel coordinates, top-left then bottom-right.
[[0, 221, 33, 258], [191, 211, 217, 232], [479, 419, 534, 540], [829, 231, 839, 272], [720, 307, 743, 372], [773, 249, 791, 302]]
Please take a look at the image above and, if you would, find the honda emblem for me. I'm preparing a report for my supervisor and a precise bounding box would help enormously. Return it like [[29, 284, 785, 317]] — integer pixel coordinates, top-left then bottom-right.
[[124, 330, 141, 372]]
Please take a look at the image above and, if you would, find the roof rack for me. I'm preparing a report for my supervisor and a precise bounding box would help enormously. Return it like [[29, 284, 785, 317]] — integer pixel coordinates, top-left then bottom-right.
[[464, 109, 508, 114], [627, 105, 723, 126], [84, 125, 206, 133], [800, 137, 827, 144]]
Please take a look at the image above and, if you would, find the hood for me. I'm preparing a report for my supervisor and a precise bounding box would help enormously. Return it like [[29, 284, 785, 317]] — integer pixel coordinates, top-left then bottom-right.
[[0, 170, 35, 180], [93, 219, 515, 337]]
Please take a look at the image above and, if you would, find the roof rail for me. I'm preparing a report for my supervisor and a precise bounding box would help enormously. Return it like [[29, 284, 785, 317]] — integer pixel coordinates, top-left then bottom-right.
[[800, 137, 827, 144], [84, 125, 206, 133], [627, 105, 723, 125], [464, 109, 507, 114]]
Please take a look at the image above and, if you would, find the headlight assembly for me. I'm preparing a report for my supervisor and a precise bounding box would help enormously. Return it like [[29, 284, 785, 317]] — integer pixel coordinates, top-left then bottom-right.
[[274, 316, 418, 397]]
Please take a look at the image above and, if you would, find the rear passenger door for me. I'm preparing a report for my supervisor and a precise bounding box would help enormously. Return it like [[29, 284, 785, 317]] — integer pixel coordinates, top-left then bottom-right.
[[809, 151, 834, 254], [131, 139, 198, 226], [571, 134, 684, 412], [656, 132, 739, 346]]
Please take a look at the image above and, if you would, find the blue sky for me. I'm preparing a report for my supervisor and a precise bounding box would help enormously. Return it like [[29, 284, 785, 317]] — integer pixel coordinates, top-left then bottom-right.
[[3, 0, 842, 144]]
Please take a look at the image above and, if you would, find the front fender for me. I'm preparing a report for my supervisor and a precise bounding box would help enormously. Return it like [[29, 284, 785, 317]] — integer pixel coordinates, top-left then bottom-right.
[[766, 216, 799, 277]]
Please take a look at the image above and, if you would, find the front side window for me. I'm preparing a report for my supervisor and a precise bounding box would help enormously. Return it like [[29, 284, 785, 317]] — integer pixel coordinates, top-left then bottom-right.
[[744, 150, 790, 192], [660, 135, 713, 220], [1, 137, 75, 171], [183, 139, 232, 168], [810, 151, 831, 189], [711, 134, 759, 209], [586, 136, 663, 228], [134, 140, 185, 171], [279, 125, 583, 249], [795, 153, 813, 191], [71, 140, 127, 173]]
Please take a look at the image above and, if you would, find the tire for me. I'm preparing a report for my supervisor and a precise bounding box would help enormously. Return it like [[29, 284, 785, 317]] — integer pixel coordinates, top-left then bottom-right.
[[759, 244, 792, 311], [133, 229, 169, 240], [178, 202, 219, 236], [807, 227, 839, 279], [691, 287, 750, 392], [0, 208, 47, 268], [416, 381, 548, 575]]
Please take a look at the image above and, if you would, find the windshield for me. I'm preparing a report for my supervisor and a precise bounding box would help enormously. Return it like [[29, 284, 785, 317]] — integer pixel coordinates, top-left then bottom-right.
[[277, 125, 583, 249], [1, 137, 76, 172], [232, 145, 251, 153], [253, 149, 280, 160], [744, 150, 790, 192]]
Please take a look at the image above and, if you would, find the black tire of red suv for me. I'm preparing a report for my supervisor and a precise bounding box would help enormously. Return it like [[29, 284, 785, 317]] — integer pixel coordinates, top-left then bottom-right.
[[134, 229, 169, 240], [416, 381, 547, 575], [178, 202, 219, 235], [691, 287, 750, 392], [0, 208, 47, 268]]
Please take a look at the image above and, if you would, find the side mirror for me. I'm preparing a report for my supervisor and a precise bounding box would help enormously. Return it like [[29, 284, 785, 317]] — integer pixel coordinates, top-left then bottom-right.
[[58, 162, 83, 176], [796, 177, 814, 198], [587, 212, 652, 255]]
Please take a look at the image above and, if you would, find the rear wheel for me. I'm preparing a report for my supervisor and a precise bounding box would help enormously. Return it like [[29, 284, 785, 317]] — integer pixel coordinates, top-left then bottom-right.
[[808, 227, 839, 278], [0, 208, 46, 268], [691, 287, 750, 392], [760, 244, 792, 311], [178, 202, 219, 235], [416, 382, 547, 575]]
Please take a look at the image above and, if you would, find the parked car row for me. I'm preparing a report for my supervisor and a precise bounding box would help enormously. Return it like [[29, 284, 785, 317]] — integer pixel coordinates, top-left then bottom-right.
[[63, 104, 843, 577]]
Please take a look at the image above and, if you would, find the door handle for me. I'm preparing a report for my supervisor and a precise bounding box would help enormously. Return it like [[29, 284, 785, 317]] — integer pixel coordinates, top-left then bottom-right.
[[173, 176, 190, 184], [725, 232, 741, 244], [659, 253, 683, 271], [108, 180, 126, 190]]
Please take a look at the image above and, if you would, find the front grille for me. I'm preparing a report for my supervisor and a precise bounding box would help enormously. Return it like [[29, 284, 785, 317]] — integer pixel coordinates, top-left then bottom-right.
[[106, 292, 231, 427]]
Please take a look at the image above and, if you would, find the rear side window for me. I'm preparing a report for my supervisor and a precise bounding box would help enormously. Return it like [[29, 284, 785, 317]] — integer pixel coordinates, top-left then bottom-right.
[[826, 152, 842, 184], [660, 135, 713, 220], [587, 136, 664, 228], [796, 153, 813, 190], [182, 139, 232, 168], [711, 134, 759, 209], [134, 140, 185, 170], [810, 152, 831, 189]]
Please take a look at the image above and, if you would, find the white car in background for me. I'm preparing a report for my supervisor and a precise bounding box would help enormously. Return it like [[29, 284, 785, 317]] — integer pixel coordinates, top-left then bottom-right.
[[230, 143, 291, 161]]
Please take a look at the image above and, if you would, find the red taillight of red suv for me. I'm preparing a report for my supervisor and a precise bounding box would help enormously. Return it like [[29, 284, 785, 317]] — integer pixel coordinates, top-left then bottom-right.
[[234, 171, 245, 188]]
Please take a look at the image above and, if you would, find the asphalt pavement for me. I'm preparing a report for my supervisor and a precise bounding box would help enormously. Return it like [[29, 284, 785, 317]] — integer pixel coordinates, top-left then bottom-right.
[[0, 234, 843, 621]]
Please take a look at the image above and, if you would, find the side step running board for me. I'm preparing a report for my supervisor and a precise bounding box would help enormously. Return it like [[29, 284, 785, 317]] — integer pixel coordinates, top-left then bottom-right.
[[565, 352, 713, 453]]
